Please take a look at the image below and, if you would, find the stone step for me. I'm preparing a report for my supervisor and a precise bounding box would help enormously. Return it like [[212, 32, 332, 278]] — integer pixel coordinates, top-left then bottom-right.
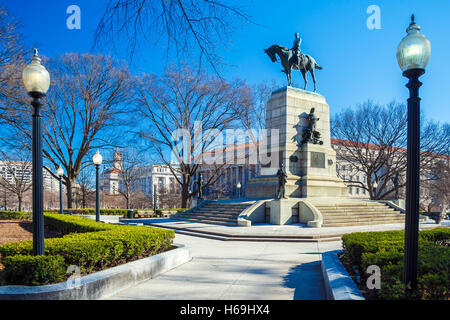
[[181, 212, 240, 218], [323, 214, 404, 221], [172, 216, 237, 226], [320, 210, 401, 215], [314, 203, 388, 208], [194, 208, 245, 213], [322, 212, 402, 217], [175, 214, 238, 222], [198, 206, 248, 211], [323, 217, 405, 224], [315, 206, 395, 211], [322, 220, 405, 227]]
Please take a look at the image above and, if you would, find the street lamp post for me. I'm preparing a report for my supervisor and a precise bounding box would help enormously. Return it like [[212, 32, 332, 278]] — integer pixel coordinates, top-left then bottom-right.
[[396, 15, 431, 290], [56, 166, 64, 214], [22, 49, 50, 256], [372, 179, 378, 199], [93, 150, 103, 222], [237, 182, 242, 199], [153, 184, 157, 215]]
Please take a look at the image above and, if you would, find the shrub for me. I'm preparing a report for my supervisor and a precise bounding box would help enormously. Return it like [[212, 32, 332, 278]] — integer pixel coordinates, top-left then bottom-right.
[[342, 228, 450, 300], [1, 255, 66, 286], [44, 208, 128, 216], [0, 213, 175, 286], [0, 210, 32, 220]]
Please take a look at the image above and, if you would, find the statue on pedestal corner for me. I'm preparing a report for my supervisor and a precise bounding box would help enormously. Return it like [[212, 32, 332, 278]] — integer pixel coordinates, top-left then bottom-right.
[[300, 108, 323, 146], [197, 172, 203, 200], [276, 162, 288, 199]]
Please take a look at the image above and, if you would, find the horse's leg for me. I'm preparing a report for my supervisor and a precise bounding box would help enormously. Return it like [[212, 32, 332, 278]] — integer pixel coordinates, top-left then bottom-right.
[[301, 69, 307, 90], [285, 67, 291, 86], [310, 68, 317, 92]]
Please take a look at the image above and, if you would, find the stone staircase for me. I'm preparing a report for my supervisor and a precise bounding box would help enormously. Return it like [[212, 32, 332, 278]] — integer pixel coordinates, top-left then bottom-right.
[[311, 200, 410, 227], [172, 201, 254, 226]]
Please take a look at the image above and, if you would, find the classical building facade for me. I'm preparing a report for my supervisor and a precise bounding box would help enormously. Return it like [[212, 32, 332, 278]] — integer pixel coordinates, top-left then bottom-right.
[[100, 149, 181, 197]]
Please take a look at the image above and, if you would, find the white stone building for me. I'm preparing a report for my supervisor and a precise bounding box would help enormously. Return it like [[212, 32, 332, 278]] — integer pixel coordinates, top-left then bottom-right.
[[101, 149, 181, 197]]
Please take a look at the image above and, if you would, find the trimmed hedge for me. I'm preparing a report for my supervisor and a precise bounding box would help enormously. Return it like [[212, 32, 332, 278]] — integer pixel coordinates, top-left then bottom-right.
[[44, 208, 128, 216], [0, 210, 32, 220], [342, 228, 450, 300], [1, 255, 66, 286], [0, 213, 175, 286]]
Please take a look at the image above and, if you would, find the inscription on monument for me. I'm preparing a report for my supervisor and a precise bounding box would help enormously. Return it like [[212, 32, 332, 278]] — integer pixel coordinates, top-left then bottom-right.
[[311, 152, 325, 168]]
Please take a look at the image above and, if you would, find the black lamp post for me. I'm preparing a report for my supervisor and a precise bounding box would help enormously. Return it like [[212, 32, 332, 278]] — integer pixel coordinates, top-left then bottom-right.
[[93, 149, 103, 222], [396, 15, 431, 290], [153, 184, 157, 215], [22, 49, 50, 256], [56, 166, 64, 214], [237, 181, 241, 199]]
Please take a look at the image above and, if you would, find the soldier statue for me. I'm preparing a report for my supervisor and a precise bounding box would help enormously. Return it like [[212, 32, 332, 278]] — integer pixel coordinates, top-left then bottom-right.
[[291, 32, 303, 68], [197, 172, 203, 199], [301, 108, 323, 145], [276, 162, 288, 199], [392, 171, 400, 199]]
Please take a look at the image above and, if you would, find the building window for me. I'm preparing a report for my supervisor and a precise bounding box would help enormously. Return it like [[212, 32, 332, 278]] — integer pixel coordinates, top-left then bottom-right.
[[341, 165, 346, 171], [349, 187, 352, 195], [356, 188, 360, 195]]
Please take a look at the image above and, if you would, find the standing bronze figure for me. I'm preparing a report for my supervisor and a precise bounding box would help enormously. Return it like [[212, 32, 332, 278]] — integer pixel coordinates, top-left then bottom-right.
[[301, 108, 323, 145], [393, 171, 400, 199], [276, 162, 288, 199], [197, 172, 203, 199], [264, 33, 323, 91]]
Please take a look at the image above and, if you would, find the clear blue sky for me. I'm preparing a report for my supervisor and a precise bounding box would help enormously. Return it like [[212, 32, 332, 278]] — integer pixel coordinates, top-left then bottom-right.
[[3, 0, 450, 123]]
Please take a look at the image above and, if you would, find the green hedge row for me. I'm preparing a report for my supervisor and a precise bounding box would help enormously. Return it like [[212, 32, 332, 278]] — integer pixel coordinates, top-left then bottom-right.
[[0, 213, 175, 286], [0, 210, 32, 220], [44, 208, 128, 215], [342, 228, 450, 300]]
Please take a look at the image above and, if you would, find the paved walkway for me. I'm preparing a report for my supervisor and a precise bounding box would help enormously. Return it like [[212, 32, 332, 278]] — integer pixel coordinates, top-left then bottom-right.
[[107, 233, 342, 300]]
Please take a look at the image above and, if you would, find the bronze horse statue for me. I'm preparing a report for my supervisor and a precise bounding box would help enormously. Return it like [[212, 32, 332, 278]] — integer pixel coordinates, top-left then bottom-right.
[[264, 44, 323, 92]]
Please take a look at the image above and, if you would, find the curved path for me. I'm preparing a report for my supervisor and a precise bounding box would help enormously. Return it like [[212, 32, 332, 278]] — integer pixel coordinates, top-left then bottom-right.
[[107, 233, 342, 300]]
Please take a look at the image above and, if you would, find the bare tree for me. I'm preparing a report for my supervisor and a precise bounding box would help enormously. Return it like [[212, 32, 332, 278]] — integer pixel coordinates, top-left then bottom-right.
[[116, 148, 144, 209], [0, 151, 32, 211], [0, 5, 25, 125], [2, 53, 133, 207], [135, 65, 251, 207], [93, 0, 252, 73], [331, 101, 449, 200], [75, 168, 95, 209]]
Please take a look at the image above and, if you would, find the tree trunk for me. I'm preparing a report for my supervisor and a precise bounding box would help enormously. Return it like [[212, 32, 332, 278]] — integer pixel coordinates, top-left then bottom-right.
[[17, 194, 22, 212], [65, 178, 76, 209], [181, 182, 190, 209]]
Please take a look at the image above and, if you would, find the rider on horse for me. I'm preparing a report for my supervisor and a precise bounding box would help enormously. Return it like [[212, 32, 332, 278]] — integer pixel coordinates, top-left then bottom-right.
[[292, 32, 303, 67]]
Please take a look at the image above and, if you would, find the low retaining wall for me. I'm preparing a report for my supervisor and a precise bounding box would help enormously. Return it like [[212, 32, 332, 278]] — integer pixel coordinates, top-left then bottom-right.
[[321, 250, 365, 300], [0, 243, 191, 300]]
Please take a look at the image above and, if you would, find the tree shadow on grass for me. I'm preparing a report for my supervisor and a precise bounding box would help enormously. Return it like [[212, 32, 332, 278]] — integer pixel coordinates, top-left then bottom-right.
[[282, 261, 327, 300]]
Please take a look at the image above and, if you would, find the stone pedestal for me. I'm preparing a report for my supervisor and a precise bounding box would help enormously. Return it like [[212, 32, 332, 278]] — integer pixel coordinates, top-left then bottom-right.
[[245, 86, 347, 199], [268, 199, 298, 225], [391, 199, 405, 210]]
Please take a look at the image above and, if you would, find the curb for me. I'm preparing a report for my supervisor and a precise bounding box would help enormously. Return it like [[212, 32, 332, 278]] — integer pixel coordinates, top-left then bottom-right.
[[321, 250, 365, 300], [0, 243, 192, 300]]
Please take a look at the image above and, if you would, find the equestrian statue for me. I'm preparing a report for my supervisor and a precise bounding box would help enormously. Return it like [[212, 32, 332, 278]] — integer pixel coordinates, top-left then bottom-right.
[[264, 32, 323, 91]]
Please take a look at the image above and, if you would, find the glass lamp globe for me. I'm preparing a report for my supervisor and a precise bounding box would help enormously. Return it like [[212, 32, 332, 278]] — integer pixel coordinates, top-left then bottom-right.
[[237, 182, 242, 188], [22, 49, 50, 94], [396, 15, 431, 72], [93, 149, 103, 165], [373, 180, 379, 189], [56, 166, 64, 177]]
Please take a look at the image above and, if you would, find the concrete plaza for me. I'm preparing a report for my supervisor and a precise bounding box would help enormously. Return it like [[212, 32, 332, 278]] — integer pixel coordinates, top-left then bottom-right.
[[107, 233, 342, 300]]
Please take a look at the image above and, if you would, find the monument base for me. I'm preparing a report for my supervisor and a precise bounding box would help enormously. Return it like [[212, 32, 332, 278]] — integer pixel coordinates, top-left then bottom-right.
[[267, 199, 299, 225]]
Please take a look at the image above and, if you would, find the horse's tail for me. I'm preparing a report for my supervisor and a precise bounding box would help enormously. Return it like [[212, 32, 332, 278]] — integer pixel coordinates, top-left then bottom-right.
[[315, 64, 323, 70]]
